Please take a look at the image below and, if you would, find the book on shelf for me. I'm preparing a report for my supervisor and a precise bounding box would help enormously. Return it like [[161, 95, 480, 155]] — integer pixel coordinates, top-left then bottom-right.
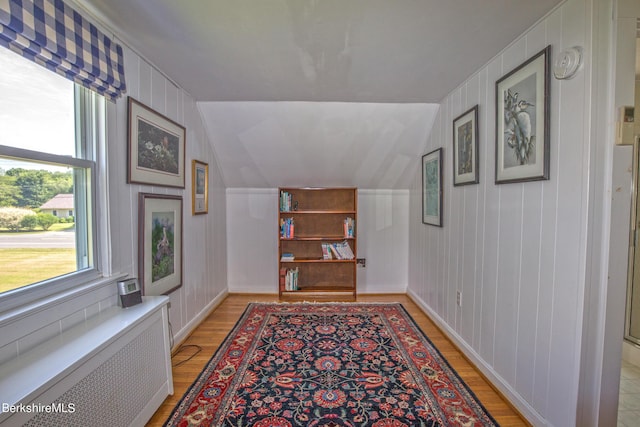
[[280, 190, 294, 212], [284, 267, 299, 291], [339, 240, 355, 259], [344, 217, 356, 238], [325, 240, 355, 260], [281, 252, 295, 261], [280, 218, 295, 238], [327, 243, 341, 259], [321, 243, 332, 260]]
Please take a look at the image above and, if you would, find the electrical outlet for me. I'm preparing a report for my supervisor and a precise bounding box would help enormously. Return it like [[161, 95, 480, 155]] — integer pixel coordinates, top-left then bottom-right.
[[456, 291, 462, 307]]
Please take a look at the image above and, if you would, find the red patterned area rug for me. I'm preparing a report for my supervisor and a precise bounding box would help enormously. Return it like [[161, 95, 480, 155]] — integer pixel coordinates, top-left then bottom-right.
[[164, 303, 498, 427]]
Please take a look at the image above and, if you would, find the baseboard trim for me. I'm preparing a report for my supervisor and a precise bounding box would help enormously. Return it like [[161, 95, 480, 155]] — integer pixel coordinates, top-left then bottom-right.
[[407, 288, 543, 427], [171, 290, 229, 352]]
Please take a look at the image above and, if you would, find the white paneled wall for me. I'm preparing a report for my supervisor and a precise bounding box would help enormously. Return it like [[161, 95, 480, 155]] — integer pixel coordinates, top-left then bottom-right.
[[356, 190, 409, 293], [226, 188, 408, 294], [0, 31, 228, 369], [407, 1, 591, 426], [109, 44, 228, 345], [226, 188, 278, 293]]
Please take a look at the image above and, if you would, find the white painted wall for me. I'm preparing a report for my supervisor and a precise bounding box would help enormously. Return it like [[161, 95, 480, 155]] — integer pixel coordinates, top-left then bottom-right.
[[407, 1, 594, 425], [226, 188, 408, 294], [109, 45, 228, 345], [0, 31, 228, 358], [198, 102, 438, 190], [356, 189, 409, 293], [226, 188, 278, 293]]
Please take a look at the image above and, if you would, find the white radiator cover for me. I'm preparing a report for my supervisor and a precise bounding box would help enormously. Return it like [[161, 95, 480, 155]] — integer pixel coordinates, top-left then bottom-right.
[[0, 297, 172, 427]]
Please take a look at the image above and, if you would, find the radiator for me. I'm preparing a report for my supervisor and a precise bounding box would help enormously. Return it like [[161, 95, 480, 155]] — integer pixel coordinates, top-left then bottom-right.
[[0, 297, 172, 427]]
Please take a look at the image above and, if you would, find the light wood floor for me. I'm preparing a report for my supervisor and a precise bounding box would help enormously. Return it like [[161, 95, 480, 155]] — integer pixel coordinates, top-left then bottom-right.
[[146, 294, 530, 426]]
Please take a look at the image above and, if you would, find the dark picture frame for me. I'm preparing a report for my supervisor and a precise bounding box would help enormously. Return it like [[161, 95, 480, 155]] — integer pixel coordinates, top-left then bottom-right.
[[495, 45, 551, 184], [128, 97, 186, 188], [138, 193, 183, 296], [192, 159, 209, 215], [422, 148, 443, 227], [453, 105, 479, 186]]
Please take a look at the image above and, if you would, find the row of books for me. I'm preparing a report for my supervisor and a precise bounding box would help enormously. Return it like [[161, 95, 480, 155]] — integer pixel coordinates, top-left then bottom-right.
[[344, 217, 355, 238], [280, 191, 296, 212], [322, 241, 355, 260], [279, 267, 299, 291], [280, 218, 294, 238]]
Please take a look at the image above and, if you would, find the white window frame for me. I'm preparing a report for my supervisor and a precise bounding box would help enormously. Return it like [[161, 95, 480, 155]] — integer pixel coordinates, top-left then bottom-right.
[[0, 86, 108, 313]]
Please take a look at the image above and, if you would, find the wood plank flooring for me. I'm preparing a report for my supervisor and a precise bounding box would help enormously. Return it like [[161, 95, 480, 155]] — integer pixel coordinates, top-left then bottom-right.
[[146, 294, 530, 426]]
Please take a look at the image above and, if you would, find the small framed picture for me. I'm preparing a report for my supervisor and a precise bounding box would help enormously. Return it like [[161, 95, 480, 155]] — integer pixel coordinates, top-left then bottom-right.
[[453, 105, 479, 186], [495, 45, 551, 184], [138, 193, 183, 296], [128, 97, 186, 188], [192, 160, 209, 215], [422, 148, 443, 227]]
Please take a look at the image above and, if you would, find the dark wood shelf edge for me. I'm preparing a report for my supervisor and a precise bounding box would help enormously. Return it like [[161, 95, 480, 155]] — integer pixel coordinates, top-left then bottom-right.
[[280, 259, 355, 263], [279, 290, 356, 301], [280, 237, 355, 241], [280, 210, 356, 215]]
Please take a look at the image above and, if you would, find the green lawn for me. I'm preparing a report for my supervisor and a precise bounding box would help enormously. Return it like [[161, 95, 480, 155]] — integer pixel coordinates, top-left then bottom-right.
[[0, 248, 76, 294]]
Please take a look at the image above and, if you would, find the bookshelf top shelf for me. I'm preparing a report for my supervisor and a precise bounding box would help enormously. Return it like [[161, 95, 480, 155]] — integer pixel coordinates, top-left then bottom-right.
[[279, 188, 356, 212], [280, 210, 355, 215], [281, 236, 355, 241], [280, 257, 355, 263]]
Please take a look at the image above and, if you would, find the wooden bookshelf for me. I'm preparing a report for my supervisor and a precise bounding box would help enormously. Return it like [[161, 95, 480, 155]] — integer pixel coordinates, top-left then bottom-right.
[[278, 188, 357, 301]]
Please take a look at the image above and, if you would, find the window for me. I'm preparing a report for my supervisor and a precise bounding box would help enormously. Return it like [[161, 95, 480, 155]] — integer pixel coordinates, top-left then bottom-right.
[[0, 46, 104, 299]]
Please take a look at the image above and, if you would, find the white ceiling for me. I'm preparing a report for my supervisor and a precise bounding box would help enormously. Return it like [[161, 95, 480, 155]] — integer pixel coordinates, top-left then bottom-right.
[[80, 0, 563, 103], [78, 0, 565, 189]]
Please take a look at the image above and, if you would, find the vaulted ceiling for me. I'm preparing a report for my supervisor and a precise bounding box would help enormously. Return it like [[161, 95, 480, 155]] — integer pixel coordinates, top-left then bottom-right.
[[79, 0, 564, 188]]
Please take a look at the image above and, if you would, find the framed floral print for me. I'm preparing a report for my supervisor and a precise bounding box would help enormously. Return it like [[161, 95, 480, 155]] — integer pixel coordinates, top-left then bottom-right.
[[128, 97, 186, 188]]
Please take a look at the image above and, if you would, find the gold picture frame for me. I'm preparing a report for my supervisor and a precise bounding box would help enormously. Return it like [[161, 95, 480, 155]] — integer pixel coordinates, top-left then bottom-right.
[[192, 160, 209, 215]]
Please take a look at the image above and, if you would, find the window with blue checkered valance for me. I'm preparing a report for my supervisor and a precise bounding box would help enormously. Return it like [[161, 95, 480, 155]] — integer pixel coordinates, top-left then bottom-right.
[[0, 0, 126, 101]]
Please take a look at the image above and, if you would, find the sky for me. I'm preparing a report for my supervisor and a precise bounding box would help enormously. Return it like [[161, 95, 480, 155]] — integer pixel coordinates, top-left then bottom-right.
[[0, 46, 75, 173]]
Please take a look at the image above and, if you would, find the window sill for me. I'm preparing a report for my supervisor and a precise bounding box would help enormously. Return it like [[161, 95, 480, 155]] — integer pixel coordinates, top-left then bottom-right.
[[0, 272, 128, 327]]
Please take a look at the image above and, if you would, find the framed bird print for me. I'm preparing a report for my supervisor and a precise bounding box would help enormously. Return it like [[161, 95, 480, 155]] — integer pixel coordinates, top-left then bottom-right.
[[192, 160, 209, 215], [495, 45, 550, 184], [422, 148, 443, 227], [453, 105, 479, 186], [138, 193, 183, 296]]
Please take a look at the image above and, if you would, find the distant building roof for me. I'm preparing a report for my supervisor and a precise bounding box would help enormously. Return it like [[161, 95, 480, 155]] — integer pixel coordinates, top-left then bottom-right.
[[40, 194, 74, 210]]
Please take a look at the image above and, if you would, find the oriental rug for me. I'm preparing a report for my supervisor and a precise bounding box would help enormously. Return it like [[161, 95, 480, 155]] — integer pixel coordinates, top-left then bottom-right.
[[164, 303, 498, 427]]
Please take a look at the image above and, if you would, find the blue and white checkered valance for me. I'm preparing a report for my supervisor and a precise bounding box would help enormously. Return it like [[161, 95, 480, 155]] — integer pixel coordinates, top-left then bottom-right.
[[0, 0, 126, 101]]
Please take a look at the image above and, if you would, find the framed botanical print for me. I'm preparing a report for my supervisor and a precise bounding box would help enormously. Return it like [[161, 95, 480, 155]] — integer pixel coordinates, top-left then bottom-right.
[[128, 97, 186, 188], [453, 105, 479, 186], [422, 148, 443, 227], [192, 160, 209, 215], [495, 45, 551, 184], [138, 193, 183, 295]]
